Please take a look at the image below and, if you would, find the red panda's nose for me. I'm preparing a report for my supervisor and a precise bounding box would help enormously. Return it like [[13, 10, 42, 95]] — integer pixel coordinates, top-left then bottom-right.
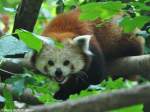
[[55, 68, 63, 76]]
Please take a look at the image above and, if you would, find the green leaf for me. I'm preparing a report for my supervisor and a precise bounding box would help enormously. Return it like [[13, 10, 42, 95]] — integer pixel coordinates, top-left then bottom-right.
[[37, 93, 57, 104], [5, 70, 59, 104], [100, 77, 124, 90], [15, 29, 43, 52], [131, 2, 150, 11], [70, 89, 100, 100], [120, 16, 150, 33], [5, 75, 26, 96], [110, 104, 144, 112], [3, 87, 15, 109], [80, 1, 125, 21], [64, 0, 79, 6], [144, 0, 150, 3], [55, 41, 64, 49], [12, 78, 25, 96], [0, 35, 30, 57]]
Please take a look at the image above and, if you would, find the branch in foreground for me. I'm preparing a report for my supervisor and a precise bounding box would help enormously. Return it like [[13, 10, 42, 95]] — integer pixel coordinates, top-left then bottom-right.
[[0, 83, 42, 105], [26, 84, 150, 112]]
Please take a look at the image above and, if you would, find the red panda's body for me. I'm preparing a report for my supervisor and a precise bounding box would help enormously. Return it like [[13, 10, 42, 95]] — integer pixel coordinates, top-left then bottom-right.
[[41, 9, 144, 100], [42, 10, 143, 61]]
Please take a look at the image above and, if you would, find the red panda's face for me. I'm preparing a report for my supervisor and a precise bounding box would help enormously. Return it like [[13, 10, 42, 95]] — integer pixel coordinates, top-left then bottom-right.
[[35, 35, 92, 84]]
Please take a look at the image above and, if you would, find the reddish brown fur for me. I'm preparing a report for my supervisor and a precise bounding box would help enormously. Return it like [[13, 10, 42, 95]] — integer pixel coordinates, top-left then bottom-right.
[[42, 9, 93, 41], [42, 9, 144, 61], [41, 9, 145, 99]]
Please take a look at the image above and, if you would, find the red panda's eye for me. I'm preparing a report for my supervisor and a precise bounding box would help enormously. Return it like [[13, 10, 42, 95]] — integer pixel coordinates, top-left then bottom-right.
[[48, 60, 54, 66], [63, 60, 70, 66]]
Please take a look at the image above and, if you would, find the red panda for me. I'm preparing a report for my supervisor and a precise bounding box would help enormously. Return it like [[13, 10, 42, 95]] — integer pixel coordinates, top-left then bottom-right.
[[33, 9, 144, 100]]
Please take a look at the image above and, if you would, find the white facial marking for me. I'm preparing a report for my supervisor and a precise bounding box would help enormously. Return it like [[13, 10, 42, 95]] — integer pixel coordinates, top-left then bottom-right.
[[73, 35, 93, 55], [35, 41, 85, 83]]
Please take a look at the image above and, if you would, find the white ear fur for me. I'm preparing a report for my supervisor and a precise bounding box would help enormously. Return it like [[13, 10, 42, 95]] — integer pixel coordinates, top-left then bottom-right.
[[73, 35, 93, 55]]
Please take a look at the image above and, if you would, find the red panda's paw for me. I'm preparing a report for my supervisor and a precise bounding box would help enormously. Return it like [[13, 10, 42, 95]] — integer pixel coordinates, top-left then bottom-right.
[[54, 90, 69, 100]]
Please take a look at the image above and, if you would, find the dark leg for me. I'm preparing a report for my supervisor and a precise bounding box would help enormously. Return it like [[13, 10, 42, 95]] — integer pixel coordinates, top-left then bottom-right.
[[86, 44, 106, 84], [54, 75, 89, 100]]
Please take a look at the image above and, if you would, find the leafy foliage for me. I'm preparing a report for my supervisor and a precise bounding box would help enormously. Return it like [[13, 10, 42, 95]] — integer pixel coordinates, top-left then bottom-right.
[[3, 87, 15, 110], [120, 16, 150, 33], [0, 35, 30, 57], [80, 1, 125, 20], [79, 1, 150, 33], [1, 0, 150, 111], [70, 78, 138, 99], [5, 71, 59, 104], [111, 104, 143, 112], [0, 0, 18, 13], [15, 29, 43, 52]]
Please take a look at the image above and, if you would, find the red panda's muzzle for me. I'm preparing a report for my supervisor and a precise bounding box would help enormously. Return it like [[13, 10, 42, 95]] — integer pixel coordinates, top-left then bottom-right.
[[54, 68, 69, 84], [54, 75, 65, 82], [54, 76, 69, 84]]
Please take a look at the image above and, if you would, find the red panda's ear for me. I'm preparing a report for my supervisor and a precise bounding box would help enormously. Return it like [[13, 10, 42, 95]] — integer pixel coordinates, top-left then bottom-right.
[[73, 35, 93, 55]]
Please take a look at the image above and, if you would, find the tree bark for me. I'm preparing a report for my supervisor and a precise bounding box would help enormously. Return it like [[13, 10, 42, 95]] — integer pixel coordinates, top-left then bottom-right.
[[0, 58, 33, 81], [1, 54, 150, 80], [27, 84, 150, 112], [106, 55, 150, 79], [12, 0, 44, 33]]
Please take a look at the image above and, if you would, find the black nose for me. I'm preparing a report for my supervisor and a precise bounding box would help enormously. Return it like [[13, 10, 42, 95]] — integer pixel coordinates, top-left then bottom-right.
[[55, 68, 63, 76]]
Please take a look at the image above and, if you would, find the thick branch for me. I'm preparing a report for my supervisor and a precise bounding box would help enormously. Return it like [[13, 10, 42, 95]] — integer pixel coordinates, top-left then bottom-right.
[[12, 0, 44, 33], [0, 57, 34, 81], [106, 55, 150, 79], [27, 84, 150, 112]]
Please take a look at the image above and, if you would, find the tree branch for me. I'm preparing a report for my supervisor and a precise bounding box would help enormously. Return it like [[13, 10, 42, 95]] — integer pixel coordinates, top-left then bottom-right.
[[106, 55, 150, 79], [0, 57, 33, 80], [27, 84, 150, 112], [0, 83, 42, 105]]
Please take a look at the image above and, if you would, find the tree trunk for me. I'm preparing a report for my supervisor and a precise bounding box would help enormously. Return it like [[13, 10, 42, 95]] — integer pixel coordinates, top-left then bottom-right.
[[12, 0, 44, 33]]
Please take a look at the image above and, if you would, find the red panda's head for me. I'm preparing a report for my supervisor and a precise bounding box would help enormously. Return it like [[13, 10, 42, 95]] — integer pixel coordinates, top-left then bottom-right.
[[34, 35, 92, 84]]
